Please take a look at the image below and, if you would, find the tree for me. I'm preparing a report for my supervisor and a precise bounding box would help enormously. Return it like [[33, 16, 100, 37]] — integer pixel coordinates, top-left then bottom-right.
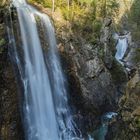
[[52, 0, 55, 12]]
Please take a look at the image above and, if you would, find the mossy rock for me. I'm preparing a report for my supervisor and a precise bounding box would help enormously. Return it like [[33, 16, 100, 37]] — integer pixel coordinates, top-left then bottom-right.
[[110, 59, 127, 85], [0, 38, 6, 46], [133, 48, 140, 63]]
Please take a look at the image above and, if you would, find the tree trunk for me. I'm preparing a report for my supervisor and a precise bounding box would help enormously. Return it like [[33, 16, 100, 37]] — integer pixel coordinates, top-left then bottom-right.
[[52, 0, 55, 12]]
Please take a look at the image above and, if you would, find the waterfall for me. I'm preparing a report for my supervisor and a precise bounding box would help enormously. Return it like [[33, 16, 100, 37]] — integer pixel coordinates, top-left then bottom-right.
[[115, 36, 128, 62], [7, 0, 81, 139]]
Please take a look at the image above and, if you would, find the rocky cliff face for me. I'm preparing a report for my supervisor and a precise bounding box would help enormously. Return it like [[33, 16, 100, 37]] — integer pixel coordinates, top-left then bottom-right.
[[0, 2, 136, 139], [55, 18, 127, 133], [0, 10, 24, 140], [105, 24, 140, 140], [106, 66, 140, 140]]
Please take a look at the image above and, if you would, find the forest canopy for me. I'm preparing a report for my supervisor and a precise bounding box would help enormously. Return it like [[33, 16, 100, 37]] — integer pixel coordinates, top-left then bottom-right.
[[28, 0, 119, 44], [27, 0, 140, 42]]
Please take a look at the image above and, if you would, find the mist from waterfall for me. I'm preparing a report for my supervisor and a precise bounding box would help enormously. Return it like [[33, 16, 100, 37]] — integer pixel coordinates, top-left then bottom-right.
[[7, 0, 82, 139]]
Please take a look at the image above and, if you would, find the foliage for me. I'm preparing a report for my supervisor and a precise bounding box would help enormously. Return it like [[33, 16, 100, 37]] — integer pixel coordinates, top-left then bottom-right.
[[110, 59, 127, 84], [125, 0, 140, 40], [133, 48, 140, 63], [129, 0, 140, 25], [28, 0, 52, 8], [111, 0, 140, 41], [0, 38, 5, 54], [28, 0, 119, 43]]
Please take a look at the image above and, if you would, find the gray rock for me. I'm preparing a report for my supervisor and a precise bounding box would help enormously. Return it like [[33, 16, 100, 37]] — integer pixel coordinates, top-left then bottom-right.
[[85, 57, 104, 78]]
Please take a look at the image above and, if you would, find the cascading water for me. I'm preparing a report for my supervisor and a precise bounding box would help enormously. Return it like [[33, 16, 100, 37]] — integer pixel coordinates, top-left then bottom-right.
[[7, 0, 81, 139], [89, 112, 117, 140], [115, 35, 128, 62]]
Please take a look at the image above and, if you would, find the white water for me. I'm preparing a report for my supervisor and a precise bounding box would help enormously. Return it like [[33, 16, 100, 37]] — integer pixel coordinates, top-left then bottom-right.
[[89, 112, 117, 140], [103, 112, 117, 120], [8, 0, 81, 139], [115, 34, 128, 62]]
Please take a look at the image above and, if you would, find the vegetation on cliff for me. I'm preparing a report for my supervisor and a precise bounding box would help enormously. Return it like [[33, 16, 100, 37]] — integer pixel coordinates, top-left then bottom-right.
[[28, 0, 119, 44], [0, 0, 140, 140]]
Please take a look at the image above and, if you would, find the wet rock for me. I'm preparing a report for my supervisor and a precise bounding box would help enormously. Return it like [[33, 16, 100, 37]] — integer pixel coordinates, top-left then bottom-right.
[[118, 31, 140, 74], [0, 15, 24, 140], [124, 42, 140, 70], [100, 18, 114, 69]]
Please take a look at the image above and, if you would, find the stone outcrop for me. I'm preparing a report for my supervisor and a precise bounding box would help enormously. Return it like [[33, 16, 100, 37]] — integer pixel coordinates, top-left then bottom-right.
[[0, 11, 24, 140], [124, 40, 140, 71], [106, 66, 140, 140], [56, 17, 127, 133], [100, 18, 114, 69]]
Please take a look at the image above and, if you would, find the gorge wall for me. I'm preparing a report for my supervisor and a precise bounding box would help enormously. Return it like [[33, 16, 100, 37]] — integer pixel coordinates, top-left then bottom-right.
[[0, 0, 140, 139], [0, 9, 24, 139], [55, 17, 128, 134]]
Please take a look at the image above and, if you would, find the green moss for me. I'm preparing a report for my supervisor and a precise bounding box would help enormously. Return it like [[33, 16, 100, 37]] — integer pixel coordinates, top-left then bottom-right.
[[28, 0, 52, 8], [89, 36, 98, 45], [135, 31, 140, 40], [92, 20, 102, 33], [133, 48, 140, 63], [97, 46, 104, 58], [135, 117, 140, 128], [110, 59, 127, 84], [0, 38, 6, 46]]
